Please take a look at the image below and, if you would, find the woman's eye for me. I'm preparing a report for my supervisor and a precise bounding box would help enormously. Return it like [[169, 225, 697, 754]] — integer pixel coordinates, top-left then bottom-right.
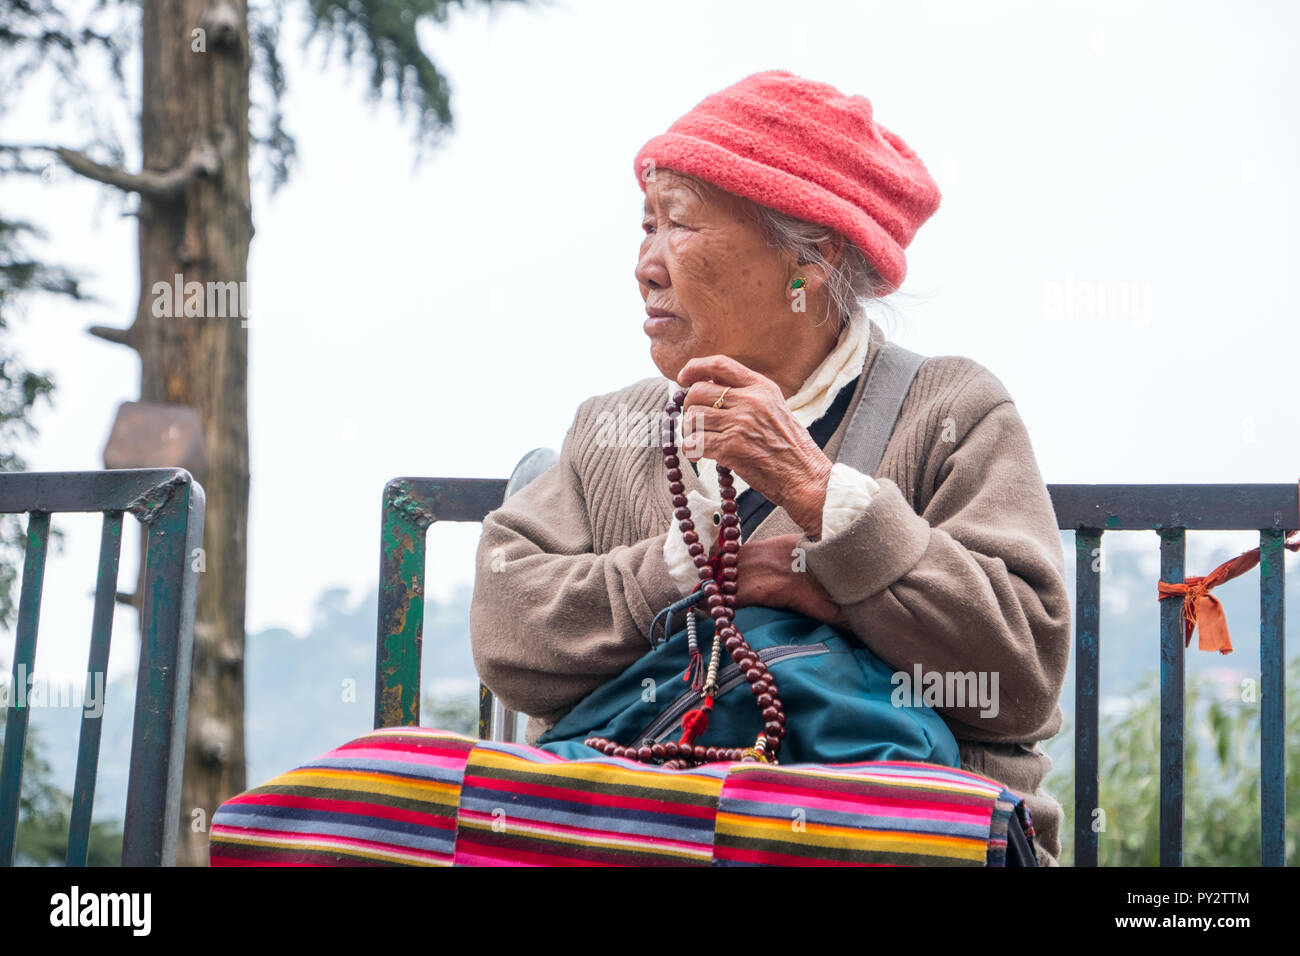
[[643, 219, 686, 235]]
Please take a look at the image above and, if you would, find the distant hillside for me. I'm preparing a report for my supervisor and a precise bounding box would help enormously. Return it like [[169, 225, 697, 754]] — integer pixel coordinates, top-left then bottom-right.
[[21, 582, 480, 824], [242, 582, 481, 786]]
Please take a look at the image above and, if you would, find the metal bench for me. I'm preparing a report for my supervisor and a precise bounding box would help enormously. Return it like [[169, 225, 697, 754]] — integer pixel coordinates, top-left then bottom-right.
[[374, 455, 1295, 866], [0, 468, 205, 866]]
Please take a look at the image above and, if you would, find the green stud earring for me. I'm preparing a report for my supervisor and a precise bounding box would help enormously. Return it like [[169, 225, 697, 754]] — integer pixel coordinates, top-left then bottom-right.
[[790, 277, 806, 290]]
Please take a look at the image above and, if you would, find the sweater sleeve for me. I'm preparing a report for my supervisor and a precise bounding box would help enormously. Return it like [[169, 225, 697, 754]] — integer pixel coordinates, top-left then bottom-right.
[[666, 464, 878, 584], [469, 398, 686, 726], [799, 394, 1071, 742]]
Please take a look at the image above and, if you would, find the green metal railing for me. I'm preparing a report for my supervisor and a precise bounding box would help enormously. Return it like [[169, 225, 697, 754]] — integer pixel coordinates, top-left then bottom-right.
[[0, 468, 205, 866], [376, 463, 1296, 867], [1049, 484, 1295, 867]]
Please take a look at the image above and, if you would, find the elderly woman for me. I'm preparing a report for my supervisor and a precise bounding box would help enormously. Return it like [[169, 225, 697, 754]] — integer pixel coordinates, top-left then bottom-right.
[[469, 71, 1071, 866]]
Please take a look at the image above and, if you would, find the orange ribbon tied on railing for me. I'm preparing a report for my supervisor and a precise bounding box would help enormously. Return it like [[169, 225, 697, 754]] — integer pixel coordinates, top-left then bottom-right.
[[1157, 529, 1300, 655]]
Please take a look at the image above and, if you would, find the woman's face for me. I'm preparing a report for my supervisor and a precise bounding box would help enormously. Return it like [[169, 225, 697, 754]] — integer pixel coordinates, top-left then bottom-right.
[[636, 170, 808, 390]]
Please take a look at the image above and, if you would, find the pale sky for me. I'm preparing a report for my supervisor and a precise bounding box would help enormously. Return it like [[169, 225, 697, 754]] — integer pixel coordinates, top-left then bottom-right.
[[3, 0, 1297, 680]]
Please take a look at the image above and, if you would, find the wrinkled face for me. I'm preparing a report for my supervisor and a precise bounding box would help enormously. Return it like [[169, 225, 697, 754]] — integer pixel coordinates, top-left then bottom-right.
[[635, 170, 797, 384]]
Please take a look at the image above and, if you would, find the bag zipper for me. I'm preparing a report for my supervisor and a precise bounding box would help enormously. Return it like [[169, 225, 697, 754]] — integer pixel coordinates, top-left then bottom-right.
[[634, 642, 831, 746]]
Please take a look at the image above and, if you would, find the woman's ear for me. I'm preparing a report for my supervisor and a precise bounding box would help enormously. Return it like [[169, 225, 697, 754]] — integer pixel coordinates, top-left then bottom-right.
[[791, 233, 845, 295], [818, 232, 846, 273]]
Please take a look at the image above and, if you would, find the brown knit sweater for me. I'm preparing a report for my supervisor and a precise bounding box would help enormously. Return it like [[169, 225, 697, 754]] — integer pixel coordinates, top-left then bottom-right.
[[469, 318, 1072, 866]]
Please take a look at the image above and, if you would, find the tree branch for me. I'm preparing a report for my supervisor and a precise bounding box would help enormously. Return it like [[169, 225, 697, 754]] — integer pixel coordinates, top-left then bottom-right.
[[53, 143, 220, 199], [87, 324, 137, 349]]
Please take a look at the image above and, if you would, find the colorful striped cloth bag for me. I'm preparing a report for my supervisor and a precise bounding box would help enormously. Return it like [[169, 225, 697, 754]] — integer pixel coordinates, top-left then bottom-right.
[[209, 728, 1035, 866]]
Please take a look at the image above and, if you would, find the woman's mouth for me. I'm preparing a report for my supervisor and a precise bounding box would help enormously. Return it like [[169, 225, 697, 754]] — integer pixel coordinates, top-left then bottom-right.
[[644, 309, 679, 335]]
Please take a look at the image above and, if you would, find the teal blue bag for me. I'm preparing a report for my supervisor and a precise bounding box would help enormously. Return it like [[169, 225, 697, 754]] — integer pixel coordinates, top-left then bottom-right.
[[537, 605, 960, 767]]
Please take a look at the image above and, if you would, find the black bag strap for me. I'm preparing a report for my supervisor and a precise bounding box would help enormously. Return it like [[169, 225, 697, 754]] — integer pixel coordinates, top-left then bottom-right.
[[836, 339, 928, 477]]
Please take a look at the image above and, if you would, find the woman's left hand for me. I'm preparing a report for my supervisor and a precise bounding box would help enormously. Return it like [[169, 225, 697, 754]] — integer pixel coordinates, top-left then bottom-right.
[[731, 533, 851, 631], [677, 354, 833, 537]]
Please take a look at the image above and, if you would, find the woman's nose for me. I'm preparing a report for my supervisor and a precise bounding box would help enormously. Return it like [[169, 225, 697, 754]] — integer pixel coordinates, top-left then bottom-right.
[[635, 236, 669, 290]]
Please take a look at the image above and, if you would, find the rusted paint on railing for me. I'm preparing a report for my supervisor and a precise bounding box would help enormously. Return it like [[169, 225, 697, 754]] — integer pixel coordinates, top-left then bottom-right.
[[375, 477, 509, 729]]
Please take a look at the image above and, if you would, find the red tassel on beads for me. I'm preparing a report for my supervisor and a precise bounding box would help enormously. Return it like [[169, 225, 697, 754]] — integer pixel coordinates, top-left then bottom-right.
[[678, 697, 713, 749]]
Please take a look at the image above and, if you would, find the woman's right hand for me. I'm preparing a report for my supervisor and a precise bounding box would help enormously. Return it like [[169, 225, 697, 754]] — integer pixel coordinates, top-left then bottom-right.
[[732, 532, 850, 631]]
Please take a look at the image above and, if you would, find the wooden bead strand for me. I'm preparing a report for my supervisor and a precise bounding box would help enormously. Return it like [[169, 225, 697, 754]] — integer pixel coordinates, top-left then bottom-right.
[[583, 389, 787, 768]]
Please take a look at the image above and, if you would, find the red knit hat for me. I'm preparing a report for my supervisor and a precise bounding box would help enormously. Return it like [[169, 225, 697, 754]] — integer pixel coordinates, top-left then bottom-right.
[[633, 70, 940, 292]]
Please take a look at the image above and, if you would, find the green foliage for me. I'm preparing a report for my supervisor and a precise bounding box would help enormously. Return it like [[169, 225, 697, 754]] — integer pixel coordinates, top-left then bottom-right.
[[1047, 655, 1299, 865], [0, 0, 132, 114], [0, 216, 83, 629], [0, 218, 89, 309], [3, 0, 541, 195], [304, 0, 534, 151], [250, 0, 297, 191], [0, 719, 124, 866]]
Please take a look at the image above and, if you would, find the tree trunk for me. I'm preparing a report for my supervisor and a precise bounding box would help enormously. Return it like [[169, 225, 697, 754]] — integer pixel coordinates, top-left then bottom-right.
[[134, 0, 251, 866]]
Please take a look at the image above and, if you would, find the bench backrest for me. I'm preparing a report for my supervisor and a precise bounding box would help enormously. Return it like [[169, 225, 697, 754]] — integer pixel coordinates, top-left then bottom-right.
[[0, 468, 205, 866], [375, 459, 1296, 867]]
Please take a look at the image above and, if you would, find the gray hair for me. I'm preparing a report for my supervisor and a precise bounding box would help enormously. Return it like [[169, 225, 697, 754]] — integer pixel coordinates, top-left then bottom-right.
[[747, 202, 901, 335]]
